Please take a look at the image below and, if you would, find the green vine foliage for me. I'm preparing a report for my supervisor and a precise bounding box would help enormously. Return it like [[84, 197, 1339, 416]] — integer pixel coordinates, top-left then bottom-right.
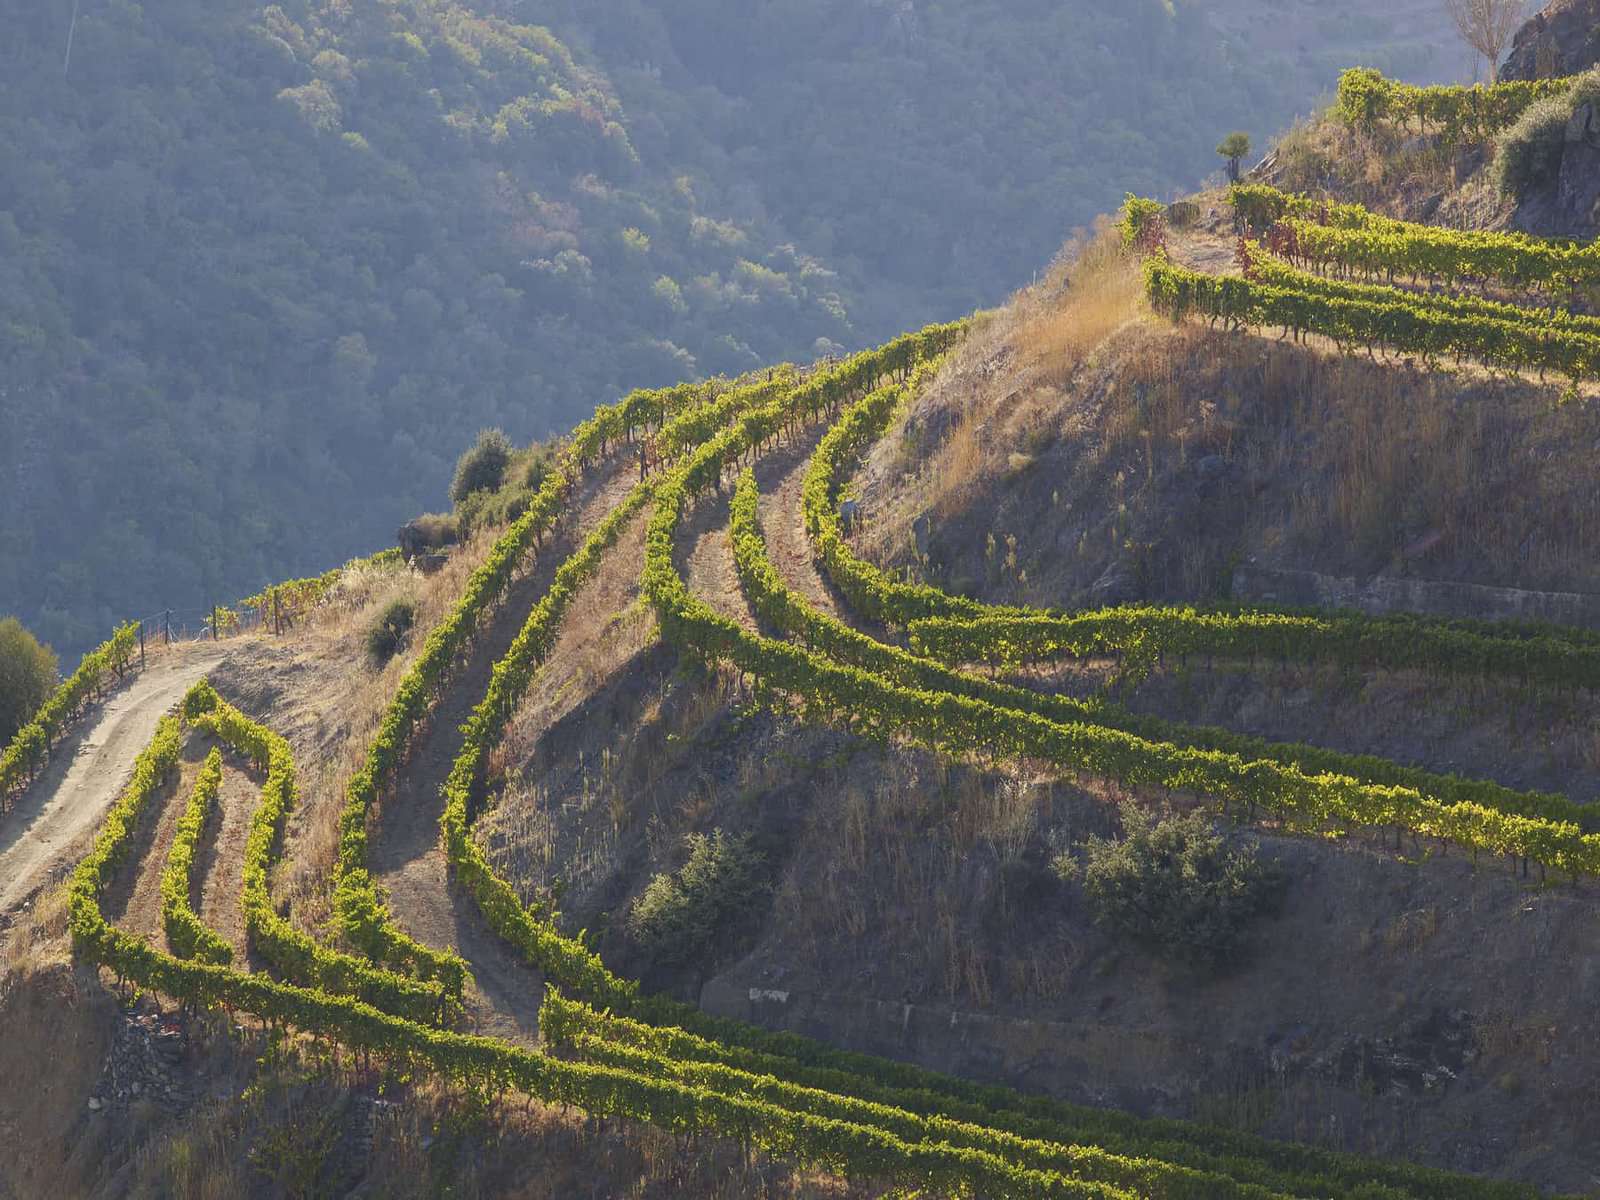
[[326, 374, 733, 990], [1332, 67, 1574, 144], [905, 602, 1600, 690], [62, 313, 1562, 1200], [73, 732, 1146, 1200], [660, 345, 1600, 880], [160, 747, 233, 966], [1, 621, 139, 806], [1145, 256, 1600, 382], [183, 681, 456, 1025], [1239, 241, 1600, 337]]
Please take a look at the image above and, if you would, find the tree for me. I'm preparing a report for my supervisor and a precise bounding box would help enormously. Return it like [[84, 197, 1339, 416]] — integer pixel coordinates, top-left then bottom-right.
[[1445, 0, 1529, 83], [1216, 132, 1252, 183], [450, 429, 514, 503], [628, 829, 768, 967], [1058, 801, 1283, 965], [0, 617, 59, 746]]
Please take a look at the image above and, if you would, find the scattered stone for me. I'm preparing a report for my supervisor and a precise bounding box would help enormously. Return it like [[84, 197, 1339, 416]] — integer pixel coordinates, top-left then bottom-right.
[[89, 1004, 196, 1115], [1318, 1007, 1476, 1098]]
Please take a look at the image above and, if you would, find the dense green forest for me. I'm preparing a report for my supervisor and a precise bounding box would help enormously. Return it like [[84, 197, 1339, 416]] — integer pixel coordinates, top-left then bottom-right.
[[0, 0, 1450, 653]]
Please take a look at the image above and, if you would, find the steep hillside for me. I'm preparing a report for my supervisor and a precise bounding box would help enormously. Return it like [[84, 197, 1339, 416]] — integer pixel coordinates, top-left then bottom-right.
[[1, 0, 1474, 657], [12, 9, 1600, 1200], [0, 0, 851, 655]]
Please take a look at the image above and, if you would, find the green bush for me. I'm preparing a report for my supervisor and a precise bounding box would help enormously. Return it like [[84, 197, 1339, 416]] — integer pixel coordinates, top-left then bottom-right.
[[408, 512, 460, 550], [524, 443, 559, 491], [365, 599, 417, 666], [0, 616, 59, 746], [450, 428, 514, 504], [1060, 802, 1282, 966], [1494, 95, 1574, 199], [629, 829, 769, 967]]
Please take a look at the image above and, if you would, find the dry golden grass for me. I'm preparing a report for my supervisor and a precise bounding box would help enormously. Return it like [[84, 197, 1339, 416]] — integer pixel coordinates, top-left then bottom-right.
[[867, 221, 1144, 546], [1, 884, 72, 980], [890, 308, 1600, 608], [1012, 220, 1146, 389]]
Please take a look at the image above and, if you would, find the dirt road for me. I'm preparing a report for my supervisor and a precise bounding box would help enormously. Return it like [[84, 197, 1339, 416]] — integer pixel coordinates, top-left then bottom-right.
[[0, 643, 230, 914]]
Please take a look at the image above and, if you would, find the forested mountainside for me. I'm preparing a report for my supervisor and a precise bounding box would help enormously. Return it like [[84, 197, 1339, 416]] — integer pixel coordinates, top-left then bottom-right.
[[0, 0, 852, 654], [0, 0, 1462, 655], [553, 0, 1468, 322]]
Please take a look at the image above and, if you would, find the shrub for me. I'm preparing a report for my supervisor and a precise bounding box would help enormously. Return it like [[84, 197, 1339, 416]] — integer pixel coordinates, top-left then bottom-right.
[[628, 829, 768, 967], [1494, 94, 1574, 199], [0, 616, 58, 745], [365, 599, 416, 665], [415, 512, 459, 544], [450, 428, 514, 503], [1059, 801, 1282, 966], [523, 442, 559, 491]]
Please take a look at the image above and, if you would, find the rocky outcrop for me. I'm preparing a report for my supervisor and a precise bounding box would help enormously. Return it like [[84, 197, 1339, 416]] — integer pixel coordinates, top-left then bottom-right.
[[1501, 0, 1600, 81], [1553, 95, 1600, 228]]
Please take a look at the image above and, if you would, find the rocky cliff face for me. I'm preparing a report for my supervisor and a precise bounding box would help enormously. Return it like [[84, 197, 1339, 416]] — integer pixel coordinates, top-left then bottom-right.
[[1501, 0, 1600, 81]]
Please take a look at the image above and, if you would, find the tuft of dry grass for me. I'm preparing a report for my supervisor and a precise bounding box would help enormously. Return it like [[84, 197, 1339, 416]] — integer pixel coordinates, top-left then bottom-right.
[[866, 221, 1144, 545], [1012, 219, 1145, 389], [1, 884, 73, 980], [770, 753, 1077, 1006]]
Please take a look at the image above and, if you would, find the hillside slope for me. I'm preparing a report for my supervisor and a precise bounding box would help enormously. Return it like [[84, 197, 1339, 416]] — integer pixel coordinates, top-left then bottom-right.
[[15, 10, 1600, 1199], [1, 0, 1474, 656], [0, 0, 851, 655]]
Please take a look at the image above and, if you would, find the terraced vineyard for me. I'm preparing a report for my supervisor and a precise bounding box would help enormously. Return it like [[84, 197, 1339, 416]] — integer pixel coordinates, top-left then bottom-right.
[[21, 65, 1600, 1199]]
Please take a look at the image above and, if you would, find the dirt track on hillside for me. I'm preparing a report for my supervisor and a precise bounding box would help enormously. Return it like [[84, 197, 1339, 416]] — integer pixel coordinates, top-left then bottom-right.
[[0, 643, 229, 914], [368, 457, 640, 1046]]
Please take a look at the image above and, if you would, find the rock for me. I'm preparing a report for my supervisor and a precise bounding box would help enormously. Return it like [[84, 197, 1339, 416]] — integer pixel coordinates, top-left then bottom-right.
[[87, 1097, 102, 1112], [911, 514, 932, 558], [1555, 100, 1600, 231], [838, 498, 862, 531], [1502, 0, 1600, 82], [1085, 561, 1136, 606]]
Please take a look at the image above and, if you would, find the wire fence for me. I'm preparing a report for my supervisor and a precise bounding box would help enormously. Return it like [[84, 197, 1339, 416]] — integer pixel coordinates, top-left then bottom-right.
[[127, 605, 274, 647]]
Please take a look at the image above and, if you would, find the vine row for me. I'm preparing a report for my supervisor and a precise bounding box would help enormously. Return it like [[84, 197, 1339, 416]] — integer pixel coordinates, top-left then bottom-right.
[[1144, 256, 1600, 382], [183, 681, 456, 1025], [1, 621, 140, 810], [1333, 67, 1574, 143], [160, 747, 233, 966]]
